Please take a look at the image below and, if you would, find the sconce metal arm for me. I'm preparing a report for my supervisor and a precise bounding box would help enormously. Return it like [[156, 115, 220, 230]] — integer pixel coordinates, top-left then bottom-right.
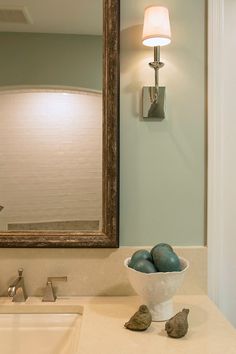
[[148, 46, 164, 103]]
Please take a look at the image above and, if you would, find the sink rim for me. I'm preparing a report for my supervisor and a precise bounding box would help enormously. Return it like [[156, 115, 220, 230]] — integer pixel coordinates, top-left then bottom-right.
[[0, 297, 84, 315]]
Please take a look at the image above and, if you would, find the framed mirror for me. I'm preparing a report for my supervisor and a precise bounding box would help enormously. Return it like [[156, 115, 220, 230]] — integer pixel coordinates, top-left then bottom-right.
[[0, 0, 119, 247]]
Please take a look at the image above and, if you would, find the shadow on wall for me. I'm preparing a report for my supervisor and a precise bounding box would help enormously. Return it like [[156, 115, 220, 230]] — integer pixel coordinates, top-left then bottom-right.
[[120, 25, 149, 119], [120, 24, 144, 51]]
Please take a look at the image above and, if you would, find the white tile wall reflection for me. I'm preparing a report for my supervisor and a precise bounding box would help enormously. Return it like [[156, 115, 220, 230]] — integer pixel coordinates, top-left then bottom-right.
[[0, 89, 102, 231]]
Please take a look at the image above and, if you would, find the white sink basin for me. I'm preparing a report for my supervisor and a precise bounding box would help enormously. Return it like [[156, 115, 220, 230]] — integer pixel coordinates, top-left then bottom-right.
[[0, 305, 83, 354]]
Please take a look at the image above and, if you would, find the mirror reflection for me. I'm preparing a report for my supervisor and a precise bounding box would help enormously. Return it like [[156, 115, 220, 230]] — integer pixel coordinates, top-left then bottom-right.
[[0, 0, 103, 232]]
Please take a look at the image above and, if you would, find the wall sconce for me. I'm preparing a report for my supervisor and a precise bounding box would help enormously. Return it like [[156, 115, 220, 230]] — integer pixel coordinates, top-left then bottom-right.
[[142, 6, 171, 120]]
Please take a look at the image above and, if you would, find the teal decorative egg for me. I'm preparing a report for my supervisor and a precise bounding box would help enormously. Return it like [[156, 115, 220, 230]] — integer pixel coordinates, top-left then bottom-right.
[[152, 249, 181, 272], [132, 259, 158, 273], [129, 249, 152, 268], [150, 243, 173, 259]]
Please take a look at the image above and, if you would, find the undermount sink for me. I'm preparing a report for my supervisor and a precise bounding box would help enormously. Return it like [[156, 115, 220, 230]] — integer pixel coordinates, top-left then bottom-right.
[[0, 303, 83, 354]]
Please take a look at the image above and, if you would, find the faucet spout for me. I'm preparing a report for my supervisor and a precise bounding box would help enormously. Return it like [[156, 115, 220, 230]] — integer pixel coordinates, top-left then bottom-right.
[[8, 268, 28, 302], [8, 286, 16, 297]]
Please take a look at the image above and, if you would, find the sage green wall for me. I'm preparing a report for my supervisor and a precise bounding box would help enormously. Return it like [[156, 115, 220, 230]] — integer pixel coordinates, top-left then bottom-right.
[[120, 0, 206, 246], [0, 0, 206, 247], [0, 33, 102, 90]]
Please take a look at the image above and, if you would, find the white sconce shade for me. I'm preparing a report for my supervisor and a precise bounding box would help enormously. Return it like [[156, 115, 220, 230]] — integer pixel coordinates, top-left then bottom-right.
[[142, 6, 171, 47]]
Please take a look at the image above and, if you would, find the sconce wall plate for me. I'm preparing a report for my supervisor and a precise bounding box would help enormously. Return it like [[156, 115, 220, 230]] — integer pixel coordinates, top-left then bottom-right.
[[142, 86, 165, 120]]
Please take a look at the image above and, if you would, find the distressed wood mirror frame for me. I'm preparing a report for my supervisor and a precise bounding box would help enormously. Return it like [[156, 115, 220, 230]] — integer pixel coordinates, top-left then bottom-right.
[[0, 0, 120, 248]]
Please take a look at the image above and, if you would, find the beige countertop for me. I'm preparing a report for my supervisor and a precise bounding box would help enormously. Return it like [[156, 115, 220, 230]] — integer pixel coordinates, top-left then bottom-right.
[[0, 295, 235, 354]]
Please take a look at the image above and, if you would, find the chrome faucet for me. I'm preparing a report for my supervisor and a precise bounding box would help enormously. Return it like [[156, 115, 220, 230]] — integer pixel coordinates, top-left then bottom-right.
[[42, 276, 67, 302], [8, 268, 28, 302]]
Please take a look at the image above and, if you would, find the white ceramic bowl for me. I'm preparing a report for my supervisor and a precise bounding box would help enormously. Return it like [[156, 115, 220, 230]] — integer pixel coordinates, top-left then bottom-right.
[[124, 256, 189, 321]]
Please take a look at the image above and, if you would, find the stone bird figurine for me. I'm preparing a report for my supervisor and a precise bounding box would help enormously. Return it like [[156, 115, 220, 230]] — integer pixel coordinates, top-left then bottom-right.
[[165, 308, 190, 338], [124, 305, 152, 331]]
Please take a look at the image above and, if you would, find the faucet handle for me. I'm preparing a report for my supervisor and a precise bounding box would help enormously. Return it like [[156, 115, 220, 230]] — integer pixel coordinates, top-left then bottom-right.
[[42, 276, 67, 302]]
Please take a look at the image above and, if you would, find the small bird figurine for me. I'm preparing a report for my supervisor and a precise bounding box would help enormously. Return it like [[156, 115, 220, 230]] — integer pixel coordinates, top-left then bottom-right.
[[124, 305, 152, 331], [165, 308, 190, 338]]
